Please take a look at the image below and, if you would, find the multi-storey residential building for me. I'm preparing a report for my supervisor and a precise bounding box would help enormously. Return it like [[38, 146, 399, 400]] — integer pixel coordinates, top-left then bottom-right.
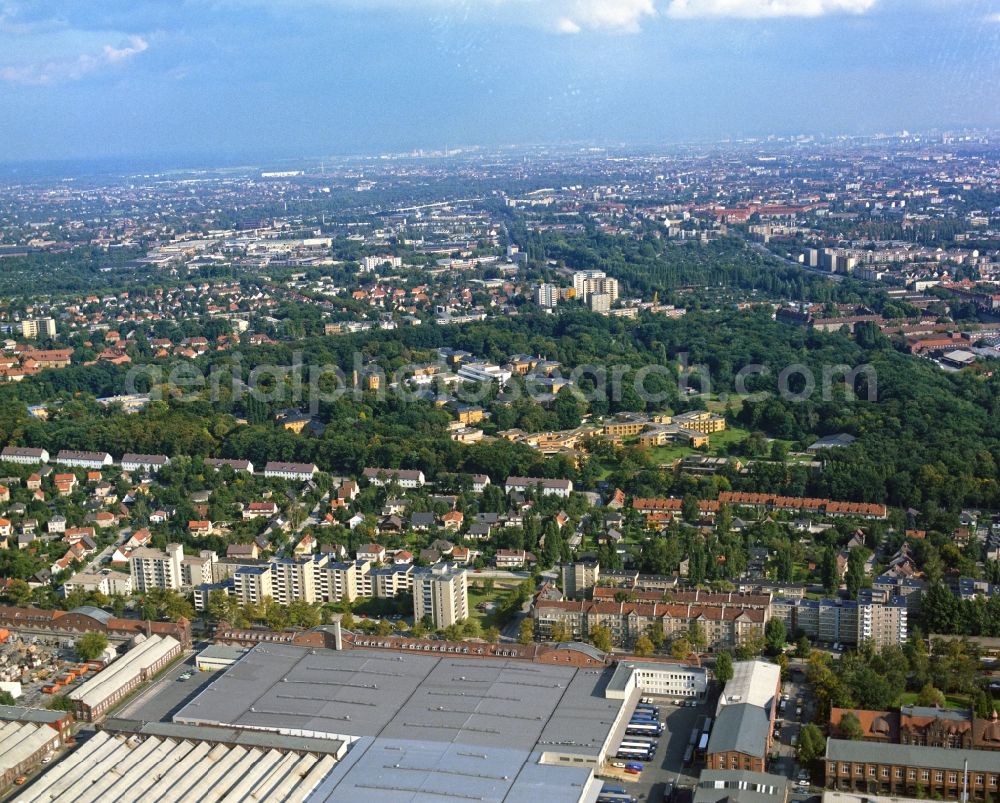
[[572, 270, 619, 303], [371, 564, 414, 599], [268, 557, 317, 605], [0, 446, 49, 465], [535, 283, 560, 308], [360, 255, 402, 273], [590, 292, 612, 313], [129, 544, 216, 592], [504, 476, 573, 498], [262, 462, 318, 482], [858, 596, 908, 648], [791, 596, 907, 648], [824, 739, 999, 801], [413, 563, 468, 629], [120, 453, 170, 473], [314, 560, 358, 603], [20, 318, 57, 339], [533, 599, 767, 651], [562, 561, 600, 600], [233, 566, 272, 606], [362, 467, 425, 488], [55, 450, 113, 469]]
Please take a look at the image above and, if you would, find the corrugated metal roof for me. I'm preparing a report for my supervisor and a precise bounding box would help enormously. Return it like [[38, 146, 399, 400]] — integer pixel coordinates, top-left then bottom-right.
[[0, 721, 58, 775], [13, 732, 336, 803], [69, 634, 179, 708]]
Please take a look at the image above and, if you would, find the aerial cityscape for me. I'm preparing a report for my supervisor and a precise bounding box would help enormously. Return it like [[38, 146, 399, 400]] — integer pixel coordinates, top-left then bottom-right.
[[1, 2, 999, 803]]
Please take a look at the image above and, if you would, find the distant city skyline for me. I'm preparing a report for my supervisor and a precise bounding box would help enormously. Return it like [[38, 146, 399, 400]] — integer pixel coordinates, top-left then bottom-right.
[[1, 0, 999, 162]]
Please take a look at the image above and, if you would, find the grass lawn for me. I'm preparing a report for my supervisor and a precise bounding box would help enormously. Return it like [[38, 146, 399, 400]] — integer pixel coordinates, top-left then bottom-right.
[[467, 586, 501, 630], [645, 444, 697, 465], [897, 692, 973, 710], [709, 426, 751, 453]]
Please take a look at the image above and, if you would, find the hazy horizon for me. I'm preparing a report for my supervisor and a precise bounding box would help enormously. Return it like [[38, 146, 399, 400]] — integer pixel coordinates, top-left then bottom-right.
[[2, 0, 1000, 162]]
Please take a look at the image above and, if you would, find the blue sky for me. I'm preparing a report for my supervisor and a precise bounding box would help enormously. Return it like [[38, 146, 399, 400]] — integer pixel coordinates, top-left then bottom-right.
[[1, 0, 999, 162]]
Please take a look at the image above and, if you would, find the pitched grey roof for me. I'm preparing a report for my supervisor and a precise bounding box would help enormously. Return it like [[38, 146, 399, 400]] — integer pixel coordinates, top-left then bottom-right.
[[707, 703, 770, 758], [825, 738, 1000, 771]]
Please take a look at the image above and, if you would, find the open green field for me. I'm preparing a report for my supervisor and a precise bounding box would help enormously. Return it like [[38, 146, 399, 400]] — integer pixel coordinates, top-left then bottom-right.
[[467, 586, 501, 630]]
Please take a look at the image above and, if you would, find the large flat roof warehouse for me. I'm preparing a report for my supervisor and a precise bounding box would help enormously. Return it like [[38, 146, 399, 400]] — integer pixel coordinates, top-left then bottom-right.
[[305, 738, 599, 803], [174, 643, 617, 802]]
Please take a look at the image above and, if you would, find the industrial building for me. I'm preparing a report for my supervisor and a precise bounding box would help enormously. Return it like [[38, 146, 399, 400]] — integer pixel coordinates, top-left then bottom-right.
[[0, 720, 61, 790], [605, 660, 708, 700], [11, 726, 343, 803], [68, 634, 181, 721], [694, 769, 790, 803], [0, 605, 191, 648], [174, 642, 646, 802], [706, 660, 782, 774]]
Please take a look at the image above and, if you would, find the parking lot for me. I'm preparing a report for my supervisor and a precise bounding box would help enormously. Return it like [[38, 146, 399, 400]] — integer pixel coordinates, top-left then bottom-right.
[[596, 666, 820, 803], [597, 697, 712, 803], [112, 651, 216, 723]]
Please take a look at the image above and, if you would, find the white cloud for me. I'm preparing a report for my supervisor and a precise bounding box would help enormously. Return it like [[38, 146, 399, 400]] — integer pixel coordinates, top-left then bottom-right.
[[666, 0, 879, 18], [559, 0, 658, 32], [0, 34, 149, 85], [103, 35, 149, 63], [987, 11, 1000, 22]]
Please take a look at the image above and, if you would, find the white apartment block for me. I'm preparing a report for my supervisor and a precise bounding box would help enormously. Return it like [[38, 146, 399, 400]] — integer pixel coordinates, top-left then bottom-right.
[[0, 446, 49, 465], [413, 563, 469, 629], [362, 468, 425, 488], [129, 544, 216, 592], [20, 318, 57, 339], [268, 557, 317, 605], [314, 560, 359, 603], [360, 255, 402, 273], [263, 462, 318, 482], [535, 283, 560, 308], [120, 453, 170, 473], [504, 476, 573, 498], [233, 566, 273, 606], [572, 270, 619, 303], [55, 450, 113, 469], [371, 565, 414, 598]]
